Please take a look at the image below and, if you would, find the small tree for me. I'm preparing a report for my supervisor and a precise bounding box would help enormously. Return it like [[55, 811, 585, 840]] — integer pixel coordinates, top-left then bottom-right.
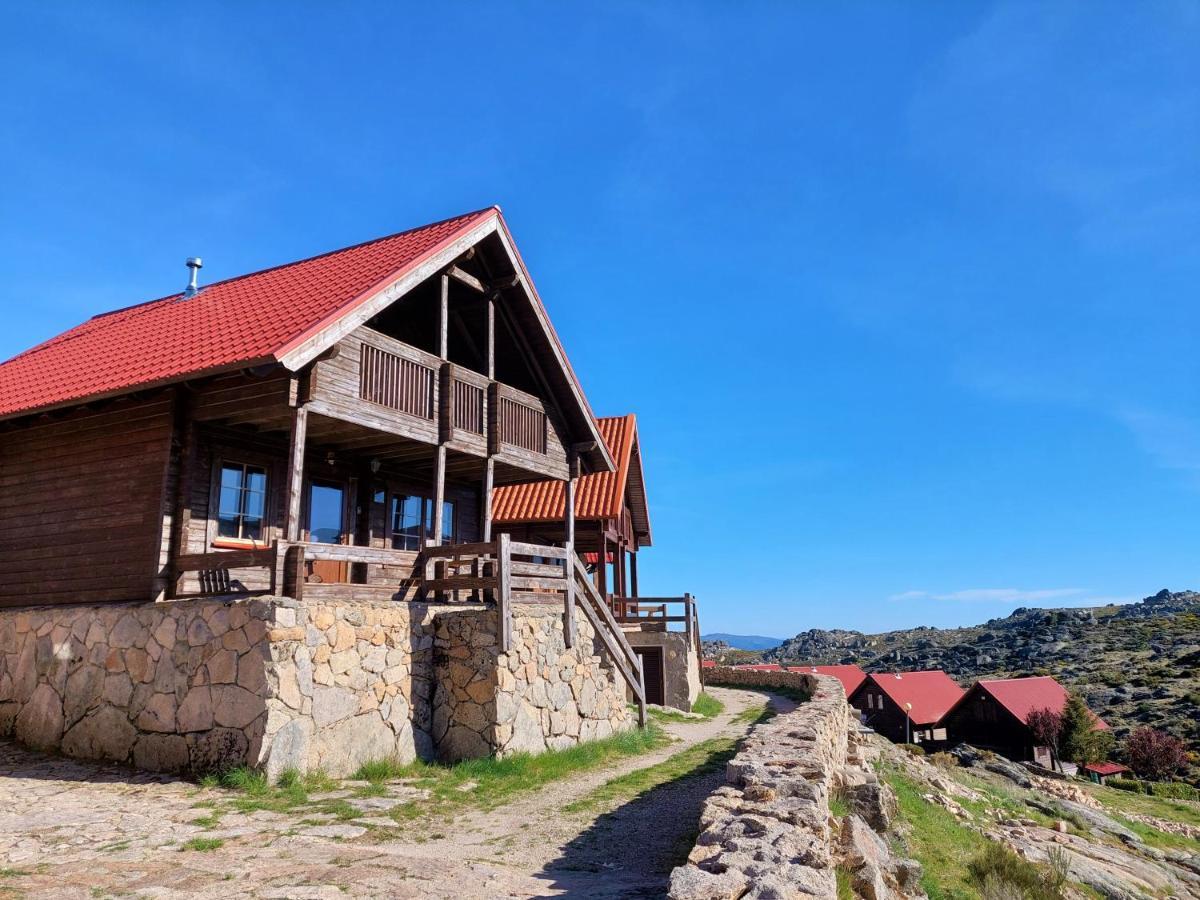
[[1027, 706, 1063, 771], [1126, 727, 1188, 781], [1060, 693, 1112, 767]]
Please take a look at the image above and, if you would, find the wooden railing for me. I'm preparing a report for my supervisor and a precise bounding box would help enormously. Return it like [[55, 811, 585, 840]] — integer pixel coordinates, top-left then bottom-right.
[[496, 390, 547, 454], [360, 343, 436, 419], [171, 542, 282, 597], [611, 594, 702, 656], [447, 366, 488, 437]]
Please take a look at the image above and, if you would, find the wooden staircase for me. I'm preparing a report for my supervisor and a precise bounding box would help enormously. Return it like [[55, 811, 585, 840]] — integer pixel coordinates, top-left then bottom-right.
[[416, 535, 647, 727]]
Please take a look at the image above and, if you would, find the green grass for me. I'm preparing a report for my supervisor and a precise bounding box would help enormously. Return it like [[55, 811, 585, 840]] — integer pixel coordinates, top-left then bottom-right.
[[830, 788, 851, 818], [691, 692, 724, 718], [386, 723, 670, 824], [352, 757, 409, 783], [883, 765, 988, 900], [647, 692, 725, 723], [0, 870, 27, 879], [563, 735, 737, 814], [836, 866, 855, 899], [180, 837, 224, 852], [1084, 782, 1200, 828]]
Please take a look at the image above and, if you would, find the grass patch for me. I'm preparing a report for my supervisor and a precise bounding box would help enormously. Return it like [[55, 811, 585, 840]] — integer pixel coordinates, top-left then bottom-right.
[[1084, 782, 1200, 828], [884, 764, 988, 900], [564, 735, 737, 814], [836, 866, 855, 900], [0, 870, 27, 879], [830, 787, 851, 818], [180, 837, 224, 852], [352, 757, 409, 783], [386, 723, 669, 824], [647, 692, 725, 724], [966, 842, 1067, 900], [691, 692, 724, 718]]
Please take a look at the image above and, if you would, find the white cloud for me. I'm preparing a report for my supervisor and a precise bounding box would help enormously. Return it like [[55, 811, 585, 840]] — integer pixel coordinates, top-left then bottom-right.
[[889, 588, 1141, 608], [891, 588, 1086, 604]]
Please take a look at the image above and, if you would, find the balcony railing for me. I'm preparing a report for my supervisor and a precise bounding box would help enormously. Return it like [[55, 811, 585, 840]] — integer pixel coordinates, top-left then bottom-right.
[[360, 342, 435, 420]]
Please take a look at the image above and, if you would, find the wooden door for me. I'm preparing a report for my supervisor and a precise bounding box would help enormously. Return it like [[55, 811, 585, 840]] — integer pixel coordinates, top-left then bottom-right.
[[633, 646, 665, 706], [307, 481, 349, 583]]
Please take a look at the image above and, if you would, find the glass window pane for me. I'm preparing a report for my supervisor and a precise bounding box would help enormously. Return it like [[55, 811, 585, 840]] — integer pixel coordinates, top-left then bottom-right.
[[219, 465, 244, 494], [442, 501, 455, 543], [217, 514, 240, 538], [243, 517, 263, 540], [308, 484, 345, 544]]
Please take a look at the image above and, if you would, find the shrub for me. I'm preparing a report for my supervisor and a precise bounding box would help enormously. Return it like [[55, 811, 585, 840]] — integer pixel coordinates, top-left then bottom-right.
[[928, 751, 958, 770], [899, 743, 925, 757], [1147, 781, 1200, 801], [1108, 777, 1143, 794], [1126, 727, 1189, 781], [967, 843, 1066, 900]]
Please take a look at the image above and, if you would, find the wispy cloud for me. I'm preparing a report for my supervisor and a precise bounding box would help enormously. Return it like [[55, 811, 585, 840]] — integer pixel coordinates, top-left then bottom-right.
[[891, 587, 1085, 604]]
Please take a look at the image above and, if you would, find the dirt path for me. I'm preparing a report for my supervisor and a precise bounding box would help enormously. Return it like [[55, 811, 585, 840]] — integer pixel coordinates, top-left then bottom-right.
[[0, 687, 786, 899]]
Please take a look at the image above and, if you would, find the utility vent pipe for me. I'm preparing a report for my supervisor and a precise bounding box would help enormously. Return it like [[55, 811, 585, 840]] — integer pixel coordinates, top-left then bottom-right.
[[183, 257, 203, 298]]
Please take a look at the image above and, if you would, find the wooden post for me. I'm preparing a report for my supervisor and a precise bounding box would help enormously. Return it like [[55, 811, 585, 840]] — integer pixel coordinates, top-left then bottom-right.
[[630, 552, 639, 599], [430, 273, 449, 551], [166, 387, 196, 600], [284, 404, 308, 542], [481, 457, 494, 542], [597, 526, 608, 598], [497, 532, 512, 651], [486, 293, 495, 380], [563, 454, 578, 648]]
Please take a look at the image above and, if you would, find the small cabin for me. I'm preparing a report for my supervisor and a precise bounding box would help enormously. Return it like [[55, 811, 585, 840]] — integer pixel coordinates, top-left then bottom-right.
[[941, 676, 1109, 769], [848, 670, 964, 746]]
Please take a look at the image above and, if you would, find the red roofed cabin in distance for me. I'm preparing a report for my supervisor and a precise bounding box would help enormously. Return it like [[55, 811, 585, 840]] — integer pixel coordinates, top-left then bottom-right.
[[785, 665, 867, 699], [848, 670, 965, 746], [0, 208, 617, 608], [941, 676, 1108, 769]]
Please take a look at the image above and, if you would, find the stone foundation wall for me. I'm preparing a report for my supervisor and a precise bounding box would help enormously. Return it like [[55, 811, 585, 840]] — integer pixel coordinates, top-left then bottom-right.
[[669, 673, 924, 899], [434, 604, 631, 760], [0, 598, 280, 774], [0, 596, 635, 777], [624, 630, 702, 711]]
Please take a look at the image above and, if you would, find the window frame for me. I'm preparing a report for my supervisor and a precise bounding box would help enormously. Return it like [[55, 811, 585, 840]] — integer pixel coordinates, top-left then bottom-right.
[[208, 457, 273, 547], [387, 493, 457, 550]]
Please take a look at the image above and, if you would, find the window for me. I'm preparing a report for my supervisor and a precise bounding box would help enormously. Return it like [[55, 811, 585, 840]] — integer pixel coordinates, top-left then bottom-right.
[[308, 482, 346, 544], [390, 495, 456, 549], [217, 463, 267, 541], [390, 495, 425, 550], [866, 694, 874, 710]]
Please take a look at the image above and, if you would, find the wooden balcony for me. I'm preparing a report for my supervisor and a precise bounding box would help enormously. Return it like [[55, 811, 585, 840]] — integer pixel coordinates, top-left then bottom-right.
[[307, 327, 567, 480]]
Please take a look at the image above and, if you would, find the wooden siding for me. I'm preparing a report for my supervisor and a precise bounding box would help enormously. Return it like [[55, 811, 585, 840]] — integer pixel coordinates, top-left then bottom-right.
[[0, 396, 174, 606]]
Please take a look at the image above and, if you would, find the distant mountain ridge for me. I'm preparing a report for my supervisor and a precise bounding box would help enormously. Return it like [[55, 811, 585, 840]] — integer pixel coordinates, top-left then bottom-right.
[[701, 632, 784, 651], [761, 589, 1200, 743]]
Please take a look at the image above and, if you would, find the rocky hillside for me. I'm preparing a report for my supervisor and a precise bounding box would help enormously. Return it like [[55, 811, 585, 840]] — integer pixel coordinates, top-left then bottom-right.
[[765, 589, 1200, 743]]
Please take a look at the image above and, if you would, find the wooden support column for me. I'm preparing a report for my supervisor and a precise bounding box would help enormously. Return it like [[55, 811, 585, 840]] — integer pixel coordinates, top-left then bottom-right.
[[284, 399, 308, 542], [630, 552, 639, 599], [165, 387, 196, 600], [430, 273, 449, 549], [596, 524, 608, 598], [563, 453, 578, 648]]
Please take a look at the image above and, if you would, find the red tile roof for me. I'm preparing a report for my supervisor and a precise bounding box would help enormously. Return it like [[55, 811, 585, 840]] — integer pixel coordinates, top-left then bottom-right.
[[1083, 761, 1129, 776], [969, 676, 1109, 730], [859, 670, 965, 725], [492, 414, 651, 542], [0, 208, 498, 420], [787, 665, 868, 698]]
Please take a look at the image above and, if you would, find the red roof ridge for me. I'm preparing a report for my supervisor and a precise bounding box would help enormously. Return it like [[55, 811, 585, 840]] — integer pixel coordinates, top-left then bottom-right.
[[3, 206, 501, 372]]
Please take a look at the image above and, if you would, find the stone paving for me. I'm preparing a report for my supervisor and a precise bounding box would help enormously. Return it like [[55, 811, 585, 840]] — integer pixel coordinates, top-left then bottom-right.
[[0, 687, 770, 899]]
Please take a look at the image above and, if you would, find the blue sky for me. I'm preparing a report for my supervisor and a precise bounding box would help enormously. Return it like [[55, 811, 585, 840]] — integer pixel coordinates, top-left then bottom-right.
[[2, 3, 1198, 636]]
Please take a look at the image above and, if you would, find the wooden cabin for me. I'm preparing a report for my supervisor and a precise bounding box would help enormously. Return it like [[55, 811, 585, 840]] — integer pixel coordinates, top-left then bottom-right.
[[0, 208, 619, 612], [848, 670, 964, 746], [940, 676, 1109, 769], [491, 414, 702, 710]]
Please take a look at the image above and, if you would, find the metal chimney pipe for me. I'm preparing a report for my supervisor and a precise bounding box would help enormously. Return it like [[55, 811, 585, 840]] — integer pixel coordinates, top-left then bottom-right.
[[184, 257, 203, 297]]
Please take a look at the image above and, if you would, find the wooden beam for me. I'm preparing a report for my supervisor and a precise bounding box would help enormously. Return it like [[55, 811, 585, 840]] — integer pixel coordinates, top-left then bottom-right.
[[596, 522, 608, 598], [448, 265, 486, 293], [284, 403, 308, 542], [563, 453, 578, 648], [630, 551, 639, 599], [166, 386, 197, 599], [430, 445, 446, 547], [486, 294, 495, 380], [481, 456, 495, 542], [439, 273, 449, 359]]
